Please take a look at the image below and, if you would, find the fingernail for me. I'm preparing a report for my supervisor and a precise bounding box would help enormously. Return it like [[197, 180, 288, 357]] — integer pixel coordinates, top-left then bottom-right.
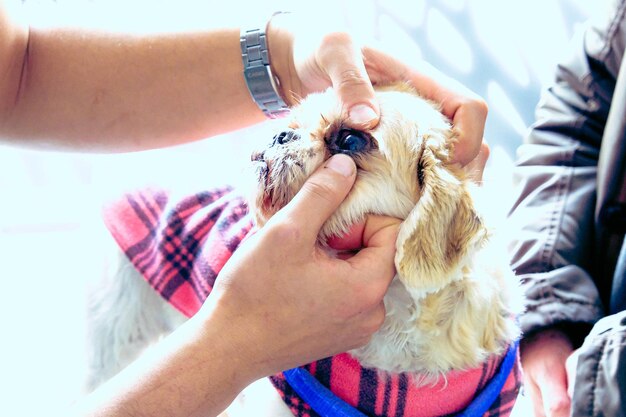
[[325, 154, 355, 177], [349, 104, 378, 126]]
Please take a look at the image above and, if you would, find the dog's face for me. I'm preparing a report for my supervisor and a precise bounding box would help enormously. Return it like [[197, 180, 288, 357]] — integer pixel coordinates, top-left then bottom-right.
[[250, 83, 488, 296]]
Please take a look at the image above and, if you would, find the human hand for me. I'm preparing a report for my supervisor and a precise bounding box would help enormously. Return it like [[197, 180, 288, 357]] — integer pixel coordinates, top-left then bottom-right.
[[520, 328, 576, 417], [199, 154, 400, 380], [266, 12, 487, 166]]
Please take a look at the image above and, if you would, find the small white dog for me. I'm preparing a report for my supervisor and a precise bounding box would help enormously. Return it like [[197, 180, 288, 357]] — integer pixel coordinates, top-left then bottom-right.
[[86, 83, 523, 416]]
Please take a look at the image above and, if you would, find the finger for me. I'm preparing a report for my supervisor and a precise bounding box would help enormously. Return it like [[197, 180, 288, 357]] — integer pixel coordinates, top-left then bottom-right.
[[536, 370, 571, 417], [463, 142, 490, 183], [362, 48, 486, 165], [328, 215, 401, 251], [407, 68, 486, 166], [447, 97, 488, 166], [317, 32, 380, 129], [346, 216, 400, 288], [275, 154, 356, 243], [362, 215, 402, 247]]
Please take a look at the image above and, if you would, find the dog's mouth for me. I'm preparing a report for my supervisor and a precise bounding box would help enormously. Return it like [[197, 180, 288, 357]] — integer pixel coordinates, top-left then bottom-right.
[[251, 150, 301, 218], [251, 144, 363, 244]]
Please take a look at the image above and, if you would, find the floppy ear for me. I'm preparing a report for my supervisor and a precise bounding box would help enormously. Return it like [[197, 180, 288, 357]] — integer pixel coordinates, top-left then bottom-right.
[[395, 145, 488, 297]]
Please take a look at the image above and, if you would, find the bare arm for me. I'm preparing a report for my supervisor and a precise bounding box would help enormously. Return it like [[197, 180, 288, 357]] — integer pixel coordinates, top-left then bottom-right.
[[72, 310, 257, 417], [0, 2, 487, 162], [0, 1, 264, 152]]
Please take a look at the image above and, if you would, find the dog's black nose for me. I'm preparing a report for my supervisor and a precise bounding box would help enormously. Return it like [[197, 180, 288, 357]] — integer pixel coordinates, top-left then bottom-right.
[[272, 130, 300, 146]]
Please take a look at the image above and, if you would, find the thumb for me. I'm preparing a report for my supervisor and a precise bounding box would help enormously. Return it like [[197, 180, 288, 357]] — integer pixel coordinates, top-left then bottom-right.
[[275, 154, 356, 243], [317, 33, 380, 128]]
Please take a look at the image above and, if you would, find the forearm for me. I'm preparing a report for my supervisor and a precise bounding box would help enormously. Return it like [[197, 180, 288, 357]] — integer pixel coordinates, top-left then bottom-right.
[[0, 3, 265, 152], [73, 305, 259, 417]]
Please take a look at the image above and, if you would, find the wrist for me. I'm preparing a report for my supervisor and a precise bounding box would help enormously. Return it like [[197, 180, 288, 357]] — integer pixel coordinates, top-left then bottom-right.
[[520, 327, 574, 362], [195, 295, 272, 384], [266, 12, 300, 107]]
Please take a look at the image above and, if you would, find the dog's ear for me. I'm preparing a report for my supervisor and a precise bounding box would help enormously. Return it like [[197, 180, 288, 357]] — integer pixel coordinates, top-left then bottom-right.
[[395, 144, 488, 296]]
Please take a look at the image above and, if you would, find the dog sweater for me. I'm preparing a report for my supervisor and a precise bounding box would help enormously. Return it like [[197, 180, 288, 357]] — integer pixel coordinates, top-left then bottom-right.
[[103, 186, 521, 417]]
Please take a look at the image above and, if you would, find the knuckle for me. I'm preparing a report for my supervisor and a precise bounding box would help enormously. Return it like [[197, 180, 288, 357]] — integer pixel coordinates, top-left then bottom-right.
[[468, 96, 489, 118], [301, 179, 338, 206], [347, 279, 387, 312], [337, 68, 370, 91], [367, 275, 393, 305], [365, 287, 385, 311]]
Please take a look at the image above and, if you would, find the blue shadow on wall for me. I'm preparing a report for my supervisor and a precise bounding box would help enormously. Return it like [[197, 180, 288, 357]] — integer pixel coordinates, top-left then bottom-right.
[[357, 0, 596, 158]]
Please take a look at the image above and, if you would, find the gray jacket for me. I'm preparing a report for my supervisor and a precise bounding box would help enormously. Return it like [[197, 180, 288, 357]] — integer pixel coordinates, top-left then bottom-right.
[[508, 0, 626, 415]]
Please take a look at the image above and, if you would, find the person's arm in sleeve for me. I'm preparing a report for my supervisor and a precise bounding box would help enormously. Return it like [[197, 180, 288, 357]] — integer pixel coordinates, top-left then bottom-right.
[[509, 2, 626, 415]]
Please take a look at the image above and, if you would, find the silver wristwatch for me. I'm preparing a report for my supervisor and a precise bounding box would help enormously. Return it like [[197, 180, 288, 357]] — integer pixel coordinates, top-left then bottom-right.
[[240, 25, 290, 119]]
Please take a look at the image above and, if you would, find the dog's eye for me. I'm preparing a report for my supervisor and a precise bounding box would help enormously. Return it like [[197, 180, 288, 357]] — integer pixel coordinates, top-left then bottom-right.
[[336, 129, 369, 152]]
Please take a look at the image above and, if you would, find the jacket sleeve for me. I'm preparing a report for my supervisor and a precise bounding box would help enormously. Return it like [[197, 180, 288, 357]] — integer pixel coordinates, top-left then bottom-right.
[[570, 311, 626, 417], [508, 0, 626, 340]]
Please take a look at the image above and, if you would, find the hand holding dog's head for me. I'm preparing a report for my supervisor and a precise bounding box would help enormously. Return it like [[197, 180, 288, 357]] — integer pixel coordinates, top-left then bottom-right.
[[250, 83, 488, 296]]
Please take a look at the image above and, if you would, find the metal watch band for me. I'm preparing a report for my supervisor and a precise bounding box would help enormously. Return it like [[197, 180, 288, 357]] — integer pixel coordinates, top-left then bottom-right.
[[240, 26, 289, 119]]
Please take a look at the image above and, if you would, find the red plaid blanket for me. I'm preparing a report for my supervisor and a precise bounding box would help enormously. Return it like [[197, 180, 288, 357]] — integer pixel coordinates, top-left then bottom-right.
[[103, 186, 521, 417]]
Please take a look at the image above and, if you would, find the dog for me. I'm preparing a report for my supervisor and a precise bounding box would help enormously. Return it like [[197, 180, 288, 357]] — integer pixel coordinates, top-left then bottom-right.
[[86, 83, 523, 416]]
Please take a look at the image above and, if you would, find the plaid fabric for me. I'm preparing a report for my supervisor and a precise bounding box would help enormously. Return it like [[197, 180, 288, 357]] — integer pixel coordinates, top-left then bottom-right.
[[103, 185, 254, 318], [270, 352, 521, 417], [103, 187, 521, 417]]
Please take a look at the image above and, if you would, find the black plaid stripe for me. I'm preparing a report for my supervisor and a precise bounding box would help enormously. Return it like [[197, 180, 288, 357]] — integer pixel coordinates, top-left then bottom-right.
[[170, 187, 232, 217], [288, 393, 318, 417], [270, 375, 321, 417], [149, 188, 237, 300], [357, 367, 378, 414], [138, 190, 163, 224], [485, 361, 521, 417], [154, 215, 203, 299], [124, 192, 166, 260], [395, 374, 408, 417], [474, 356, 496, 400], [313, 357, 333, 388], [217, 197, 249, 232], [381, 377, 392, 417]]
